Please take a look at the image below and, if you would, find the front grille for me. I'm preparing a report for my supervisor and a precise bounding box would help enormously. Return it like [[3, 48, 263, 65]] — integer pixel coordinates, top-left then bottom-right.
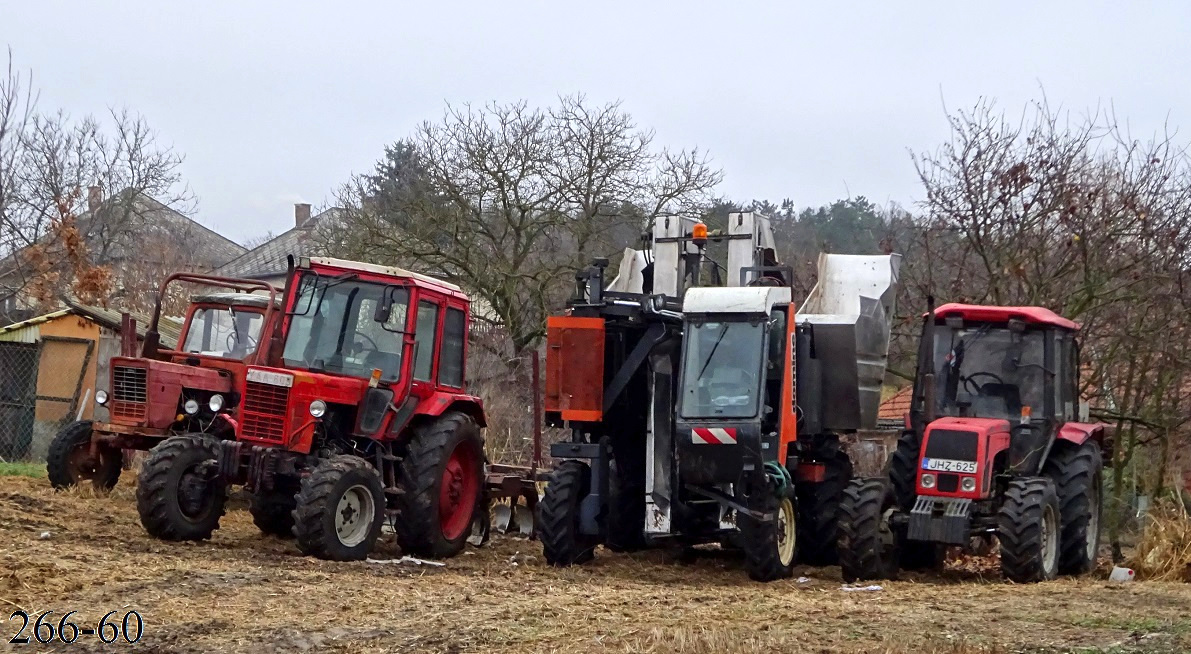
[[241, 381, 289, 442], [937, 473, 960, 493], [924, 429, 979, 460], [111, 366, 148, 420]]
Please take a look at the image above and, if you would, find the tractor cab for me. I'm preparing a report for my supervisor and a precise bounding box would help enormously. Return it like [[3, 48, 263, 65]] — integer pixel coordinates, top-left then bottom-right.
[[916, 304, 1081, 482], [178, 292, 276, 361]]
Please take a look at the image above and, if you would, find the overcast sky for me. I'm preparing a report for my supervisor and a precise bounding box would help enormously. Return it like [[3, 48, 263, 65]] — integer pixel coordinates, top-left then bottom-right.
[[4, 1, 1190, 244]]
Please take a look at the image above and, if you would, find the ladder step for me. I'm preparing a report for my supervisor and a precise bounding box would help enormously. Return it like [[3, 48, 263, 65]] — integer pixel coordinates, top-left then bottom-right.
[[383, 486, 406, 496]]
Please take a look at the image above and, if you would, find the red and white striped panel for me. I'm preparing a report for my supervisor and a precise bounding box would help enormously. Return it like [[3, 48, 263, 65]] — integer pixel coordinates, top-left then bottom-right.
[[691, 427, 738, 444]]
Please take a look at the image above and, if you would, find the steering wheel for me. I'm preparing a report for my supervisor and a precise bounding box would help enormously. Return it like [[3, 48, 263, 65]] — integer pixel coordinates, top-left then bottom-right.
[[354, 332, 379, 352], [226, 332, 258, 352], [963, 371, 1006, 394]]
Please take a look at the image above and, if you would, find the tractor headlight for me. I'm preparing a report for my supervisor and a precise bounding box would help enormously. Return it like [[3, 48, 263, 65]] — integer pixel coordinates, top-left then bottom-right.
[[309, 399, 327, 418], [920, 473, 936, 489], [961, 477, 977, 492], [208, 394, 225, 413], [184, 399, 200, 415], [95, 390, 108, 405]]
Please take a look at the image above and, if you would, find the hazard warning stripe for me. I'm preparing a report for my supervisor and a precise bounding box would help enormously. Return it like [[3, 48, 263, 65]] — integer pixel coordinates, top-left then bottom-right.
[[691, 427, 738, 444]]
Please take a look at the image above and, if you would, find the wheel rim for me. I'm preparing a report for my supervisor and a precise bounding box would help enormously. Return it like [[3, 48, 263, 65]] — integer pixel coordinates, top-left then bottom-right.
[[335, 483, 375, 547], [66, 442, 101, 484], [777, 496, 796, 566], [1041, 503, 1059, 576], [438, 441, 480, 541], [1086, 483, 1100, 562]]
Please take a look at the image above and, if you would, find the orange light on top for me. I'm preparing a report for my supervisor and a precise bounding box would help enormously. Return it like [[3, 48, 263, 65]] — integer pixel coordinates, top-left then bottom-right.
[[1020, 405, 1032, 424], [692, 221, 708, 246]]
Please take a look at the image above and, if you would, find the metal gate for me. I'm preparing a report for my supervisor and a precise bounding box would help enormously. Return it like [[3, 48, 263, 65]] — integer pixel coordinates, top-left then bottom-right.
[[0, 337, 93, 461]]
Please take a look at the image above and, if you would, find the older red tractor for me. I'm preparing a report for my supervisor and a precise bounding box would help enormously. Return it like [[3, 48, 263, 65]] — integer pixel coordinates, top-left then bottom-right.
[[47, 274, 281, 490], [839, 303, 1107, 583], [136, 257, 487, 561]]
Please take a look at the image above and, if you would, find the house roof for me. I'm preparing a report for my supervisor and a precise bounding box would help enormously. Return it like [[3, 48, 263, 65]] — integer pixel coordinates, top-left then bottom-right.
[[878, 385, 913, 422], [0, 302, 182, 348], [217, 208, 340, 280]]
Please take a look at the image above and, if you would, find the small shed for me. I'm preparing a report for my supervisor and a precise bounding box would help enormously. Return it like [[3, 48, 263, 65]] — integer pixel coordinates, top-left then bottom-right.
[[0, 303, 180, 461]]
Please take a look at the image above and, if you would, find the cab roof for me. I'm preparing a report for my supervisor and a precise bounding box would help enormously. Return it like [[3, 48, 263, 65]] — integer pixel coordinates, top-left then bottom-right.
[[191, 292, 280, 309], [934, 303, 1079, 331], [301, 256, 465, 297]]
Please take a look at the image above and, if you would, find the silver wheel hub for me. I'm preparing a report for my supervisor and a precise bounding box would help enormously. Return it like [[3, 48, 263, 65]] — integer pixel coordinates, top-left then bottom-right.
[[335, 484, 374, 547], [1041, 503, 1058, 576]]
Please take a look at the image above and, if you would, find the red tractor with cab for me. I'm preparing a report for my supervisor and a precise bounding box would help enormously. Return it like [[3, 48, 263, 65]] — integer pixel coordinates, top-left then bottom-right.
[[838, 302, 1107, 583], [136, 257, 487, 562], [47, 274, 282, 490]]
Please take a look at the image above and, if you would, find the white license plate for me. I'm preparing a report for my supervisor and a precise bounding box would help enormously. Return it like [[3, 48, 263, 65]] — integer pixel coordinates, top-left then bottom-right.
[[247, 369, 294, 387], [922, 458, 977, 474]]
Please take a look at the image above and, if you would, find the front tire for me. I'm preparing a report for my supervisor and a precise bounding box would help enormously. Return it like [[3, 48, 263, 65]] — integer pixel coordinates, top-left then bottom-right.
[[136, 435, 226, 541], [47, 421, 122, 491], [739, 486, 797, 582], [394, 412, 485, 559], [838, 478, 901, 582], [292, 456, 385, 561], [1043, 442, 1103, 575], [539, 460, 597, 566], [998, 477, 1060, 583]]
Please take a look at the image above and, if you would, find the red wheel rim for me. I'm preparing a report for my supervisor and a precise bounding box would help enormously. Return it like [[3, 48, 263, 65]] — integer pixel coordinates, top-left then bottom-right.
[[438, 441, 479, 541]]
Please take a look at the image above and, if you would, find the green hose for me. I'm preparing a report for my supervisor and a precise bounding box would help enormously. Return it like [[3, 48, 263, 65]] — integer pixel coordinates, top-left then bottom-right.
[[764, 460, 793, 496]]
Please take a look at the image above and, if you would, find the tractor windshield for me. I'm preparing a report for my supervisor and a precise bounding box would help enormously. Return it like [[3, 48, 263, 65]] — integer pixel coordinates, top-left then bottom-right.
[[182, 307, 265, 360], [933, 326, 1047, 420], [282, 275, 409, 381], [680, 320, 765, 419]]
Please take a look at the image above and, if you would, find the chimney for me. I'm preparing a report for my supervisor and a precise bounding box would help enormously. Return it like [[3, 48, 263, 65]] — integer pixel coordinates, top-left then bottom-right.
[[87, 186, 103, 213], [295, 203, 312, 228]]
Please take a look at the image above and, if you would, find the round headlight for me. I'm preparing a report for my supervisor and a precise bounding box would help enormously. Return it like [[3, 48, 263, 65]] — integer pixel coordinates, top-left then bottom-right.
[[309, 399, 327, 418], [184, 399, 200, 415], [208, 394, 225, 413], [961, 477, 977, 492], [920, 473, 936, 489], [95, 389, 108, 405]]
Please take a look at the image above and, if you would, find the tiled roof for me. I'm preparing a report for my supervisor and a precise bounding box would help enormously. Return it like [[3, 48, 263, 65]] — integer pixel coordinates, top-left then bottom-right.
[[217, 208, 340, 280], [0, 301, 182, 348], [878, 385, 913, 421]]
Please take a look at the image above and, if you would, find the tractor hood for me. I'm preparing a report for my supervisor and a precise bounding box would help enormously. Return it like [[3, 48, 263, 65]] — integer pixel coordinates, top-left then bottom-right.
[[107, 356, 232, 428], [918, 416, 1011, 499]]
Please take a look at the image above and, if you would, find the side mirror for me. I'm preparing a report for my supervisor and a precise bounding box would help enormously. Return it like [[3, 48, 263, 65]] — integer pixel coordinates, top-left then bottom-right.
[[374, 288, 395, 323]]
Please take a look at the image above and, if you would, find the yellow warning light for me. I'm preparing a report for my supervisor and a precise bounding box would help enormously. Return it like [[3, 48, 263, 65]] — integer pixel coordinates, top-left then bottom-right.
[[369, 368, 383, 388], [1020, 405, 1032, 424], [692, 222, 708, 247]]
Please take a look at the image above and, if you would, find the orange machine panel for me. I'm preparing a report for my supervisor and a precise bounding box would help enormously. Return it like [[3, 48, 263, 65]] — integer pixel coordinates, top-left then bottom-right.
[[545, 316, 605, 422]]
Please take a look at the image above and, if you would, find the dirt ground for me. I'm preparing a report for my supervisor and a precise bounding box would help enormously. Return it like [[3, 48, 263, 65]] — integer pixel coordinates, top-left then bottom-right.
[[3, 475, 1191, 654]]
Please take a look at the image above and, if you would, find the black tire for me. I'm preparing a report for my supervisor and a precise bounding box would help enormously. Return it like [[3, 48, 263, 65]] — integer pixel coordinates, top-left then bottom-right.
[[292, 455, 385, 561], [794, 439, 853, 565], [605, 460, 646, 553], [739, 485, 797, 582], [394, 412, 485, 559], [1043, 442, 1103, 575], [900, 541, 946, 571], [539, 460, 598, 566], [888, 430, 921, 512], [47, 420, 123, 491], [250, 482, 298, 538], [136, 435, 226, 541], [838, 478, 901, 583], [999, 477, 1061, 583]]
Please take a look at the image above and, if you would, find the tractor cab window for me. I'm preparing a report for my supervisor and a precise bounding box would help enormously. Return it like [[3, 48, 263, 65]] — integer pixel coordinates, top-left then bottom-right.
[[680, 319, 765, 419], [182, 307, 264, 359], [934, 326, 1047, 421], [282, 276, 408, 382]]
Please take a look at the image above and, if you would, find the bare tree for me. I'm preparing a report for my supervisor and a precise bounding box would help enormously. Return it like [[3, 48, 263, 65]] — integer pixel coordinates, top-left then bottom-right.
[[328, 96, 722, 354]]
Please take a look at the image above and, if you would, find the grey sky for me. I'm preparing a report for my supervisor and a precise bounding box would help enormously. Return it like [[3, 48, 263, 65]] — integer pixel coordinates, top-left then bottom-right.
[[4, 1, 1190, 244]]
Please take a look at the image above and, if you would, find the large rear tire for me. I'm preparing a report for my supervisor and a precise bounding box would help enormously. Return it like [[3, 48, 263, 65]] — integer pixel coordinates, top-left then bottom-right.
[[395, 412, 485, 559], [47, 421, 122, 491], [1043, 441, 1103, 575], [999, 477, 1060, 583], [293, 455, 385, 561], [794, 438, 853, 565], [740, 487, 797, 582], [888, 429, 920, 511], [539, 460, 598, 566], [838, 477, 901, 582], [136, 435, 225, 541]]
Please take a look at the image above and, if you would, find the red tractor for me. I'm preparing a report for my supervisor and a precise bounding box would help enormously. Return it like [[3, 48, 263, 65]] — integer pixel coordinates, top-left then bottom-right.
[[136, 257, 487, 561], [838, 303, 1107, 583], [47, 273, 282, 490]]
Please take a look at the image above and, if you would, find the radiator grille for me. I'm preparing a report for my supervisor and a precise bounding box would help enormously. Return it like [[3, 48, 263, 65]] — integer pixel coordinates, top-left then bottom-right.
[[937, 473, 960, 493], [111, 366, 148, 420], [242, 381, 289, 441]]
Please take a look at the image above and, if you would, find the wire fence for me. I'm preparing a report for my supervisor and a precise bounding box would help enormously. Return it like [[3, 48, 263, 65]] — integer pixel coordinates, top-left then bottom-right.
[[0, 337, 94, 462]]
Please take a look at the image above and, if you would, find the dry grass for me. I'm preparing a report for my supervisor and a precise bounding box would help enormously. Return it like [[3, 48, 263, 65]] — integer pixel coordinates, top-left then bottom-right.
[[1132, 499, 1191, 581], [4, 475, 1191, 653]]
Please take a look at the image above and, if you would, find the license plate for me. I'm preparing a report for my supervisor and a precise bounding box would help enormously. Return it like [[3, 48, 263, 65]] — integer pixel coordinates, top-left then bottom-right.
[[922, 458, 977, 474], [247, 369, 294, 387]]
